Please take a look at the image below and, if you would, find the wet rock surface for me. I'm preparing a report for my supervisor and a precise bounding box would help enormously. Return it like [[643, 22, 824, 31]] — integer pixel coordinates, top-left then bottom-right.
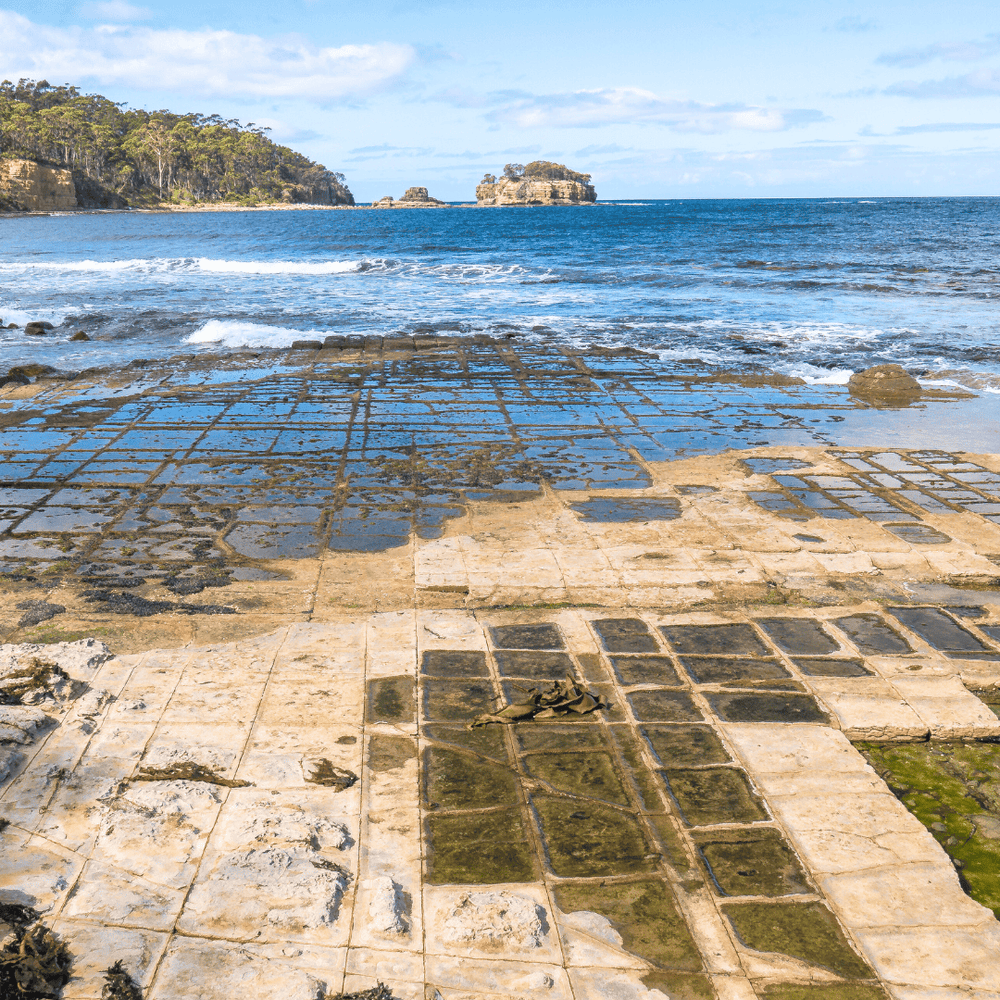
[[1, 346, 1000, 997]]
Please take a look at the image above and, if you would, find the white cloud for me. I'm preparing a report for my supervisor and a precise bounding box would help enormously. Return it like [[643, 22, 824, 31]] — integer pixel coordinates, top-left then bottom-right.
[[877, 33, 1000, 68], [78, 1, 151, 21], [0, 10, 414, 101], [482, 87, 826, 133], [885, 69, 1000, 99]]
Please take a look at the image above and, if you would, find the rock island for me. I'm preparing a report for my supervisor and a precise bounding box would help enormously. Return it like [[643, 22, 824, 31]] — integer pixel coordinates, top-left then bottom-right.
[[476, 161, 597, 205]]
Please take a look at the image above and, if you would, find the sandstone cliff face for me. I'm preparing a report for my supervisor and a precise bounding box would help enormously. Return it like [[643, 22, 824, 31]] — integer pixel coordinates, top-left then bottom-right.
[[476, 177, 596, 206], [0, 159, 77, 211]]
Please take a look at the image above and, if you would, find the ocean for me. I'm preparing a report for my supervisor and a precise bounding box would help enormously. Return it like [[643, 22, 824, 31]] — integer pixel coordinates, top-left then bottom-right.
[[1, 198, 999, 393]]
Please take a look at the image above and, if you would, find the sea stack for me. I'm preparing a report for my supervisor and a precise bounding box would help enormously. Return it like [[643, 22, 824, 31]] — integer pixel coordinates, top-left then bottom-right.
[[476, 161, 596, 205]]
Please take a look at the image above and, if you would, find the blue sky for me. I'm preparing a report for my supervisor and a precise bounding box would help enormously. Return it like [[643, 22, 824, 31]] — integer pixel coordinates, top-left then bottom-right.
[[3, 0, 1000, 200]]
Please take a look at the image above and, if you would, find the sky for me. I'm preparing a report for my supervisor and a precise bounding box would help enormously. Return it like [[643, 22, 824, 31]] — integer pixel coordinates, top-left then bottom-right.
[[2, 0, 1000, 200]]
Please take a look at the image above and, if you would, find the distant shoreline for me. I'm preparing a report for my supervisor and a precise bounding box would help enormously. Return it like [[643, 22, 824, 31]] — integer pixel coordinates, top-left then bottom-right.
[[0, 200, 606, 218]]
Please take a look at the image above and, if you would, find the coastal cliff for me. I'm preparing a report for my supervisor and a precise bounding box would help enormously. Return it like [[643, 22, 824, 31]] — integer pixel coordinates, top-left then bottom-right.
[[0, 158, 77, 211], [476, 161, 596, 206]]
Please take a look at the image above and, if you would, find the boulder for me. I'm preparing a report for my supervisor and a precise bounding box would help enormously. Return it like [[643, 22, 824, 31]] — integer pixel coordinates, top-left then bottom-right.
[[24, 321, 54, 336], [0, 371, 31, 388], [70, 331, 90, 341], [848, 364, 921, 403]]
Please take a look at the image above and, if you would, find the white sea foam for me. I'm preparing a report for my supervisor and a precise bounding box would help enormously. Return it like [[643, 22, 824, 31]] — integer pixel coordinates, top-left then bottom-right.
[[194, 258, 362, 275], [185, 319, 325, 348]]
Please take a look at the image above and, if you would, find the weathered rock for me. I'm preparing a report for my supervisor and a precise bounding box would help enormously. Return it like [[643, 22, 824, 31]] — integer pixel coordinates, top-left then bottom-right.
[[373, 196, 395, 208], [0, 160, 77, 211], [362, 875, 409, 936], [182, 847, 349, 932], [477, 161, 596, 206], [0, 705, 52, 744], [24, 322, 52, 336], [289, 340, 323, 350], [849, 364, 921, 403], [0, 747, 25, 782], [70, 331, 90, 341], [441, 891, 546, 949], [0, 639, 112, 680], [0, 371, 30, 388]]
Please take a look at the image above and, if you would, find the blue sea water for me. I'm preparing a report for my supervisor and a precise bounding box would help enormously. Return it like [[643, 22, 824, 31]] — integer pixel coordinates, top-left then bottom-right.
[[1, 197, 999, 392]]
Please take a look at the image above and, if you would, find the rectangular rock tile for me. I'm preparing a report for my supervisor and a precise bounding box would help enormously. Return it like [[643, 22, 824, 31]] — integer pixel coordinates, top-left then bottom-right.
[[424, 955, 573, 1000], [261, 674, 366, 726], [767, 792, 945, 875], [693, 827, 811, 897], [707, 691, 828, 724], [661, 623, 770, 657], [888, 674, 1000, 739], [422, 678, 496, 722], [627, 689, 704, 722], [660, 767, 769, 826], [680, 656, 790, 685], [493, 650, 576, 679], [424, 809, 536, 884], [854, 925, 1000, 990], [55, 920, 169, 1000], [806, 677, 928, 740], [610, 655, 683, 686], [818, 861, 993, 928], [640, 724, 732, 767], [62, 860, 186, 931], [591, 617, 660, 653]]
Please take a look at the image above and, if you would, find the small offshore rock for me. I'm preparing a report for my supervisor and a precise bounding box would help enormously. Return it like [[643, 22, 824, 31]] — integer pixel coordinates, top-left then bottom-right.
[[848, 364, 921, 402], [24, 321, 54, 336], [70, 330, 90, 341]]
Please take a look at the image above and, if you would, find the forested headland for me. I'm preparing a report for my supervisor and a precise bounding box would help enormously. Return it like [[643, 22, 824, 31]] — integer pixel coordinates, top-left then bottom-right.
[[0, 78, 354, 209]]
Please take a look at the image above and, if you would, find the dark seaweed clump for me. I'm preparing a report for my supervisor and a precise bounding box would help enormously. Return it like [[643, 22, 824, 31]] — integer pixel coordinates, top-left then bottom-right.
[[0, 903, 71, 1000], [82, 590, 236, 617], [305, 760, 358, 790], [326, 984, 393, 1000], [101, 960, 142, 1000], [134, 762, 250, 788]]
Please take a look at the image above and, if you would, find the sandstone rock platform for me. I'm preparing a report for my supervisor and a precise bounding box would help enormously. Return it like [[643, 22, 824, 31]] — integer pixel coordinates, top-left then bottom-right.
[[1, 343, 999, 999]]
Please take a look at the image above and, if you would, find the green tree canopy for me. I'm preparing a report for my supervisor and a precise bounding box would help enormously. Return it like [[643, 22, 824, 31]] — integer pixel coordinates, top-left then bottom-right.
[[0, 78, 354, 207]]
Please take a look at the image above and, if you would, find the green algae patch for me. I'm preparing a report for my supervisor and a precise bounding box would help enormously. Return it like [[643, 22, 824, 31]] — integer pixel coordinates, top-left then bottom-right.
[[368, 734, 416, 772], [693, 827, 810, 897], [515, 722, 607, 753], [423, 746, 519, 810], [858, 739, 1000, 916], [422, 677, 495, 722], [554, 879, 702, 971], [641, 724, 731, 767], [524, 750, 629, 805], [425, 809, 535, 884], [424, 723, 510, 762], [533, 795, 653, 877], [134, 762, 250, 787], [756, 985, 886, 1000], [366, 675, 415, 723], [722, 901, 872, 979], [661, 767, 768, 826], [641, 972, 714, 1000]]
